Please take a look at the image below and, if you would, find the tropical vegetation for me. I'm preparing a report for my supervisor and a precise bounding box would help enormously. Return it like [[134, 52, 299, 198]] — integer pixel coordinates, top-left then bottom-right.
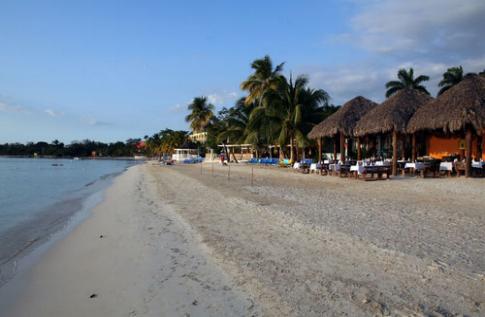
[[385, 68, 430, 98], [185, 96, 215, 132], [144, 129, 189, 159], [0, 139, 143, 157], [184, 56, 337, 163], [438, 66, 463, 96]]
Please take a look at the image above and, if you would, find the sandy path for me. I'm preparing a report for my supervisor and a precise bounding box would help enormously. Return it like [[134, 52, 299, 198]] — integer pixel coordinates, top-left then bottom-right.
[[2, 165, 259, 317], [147, 163, 485, 316]]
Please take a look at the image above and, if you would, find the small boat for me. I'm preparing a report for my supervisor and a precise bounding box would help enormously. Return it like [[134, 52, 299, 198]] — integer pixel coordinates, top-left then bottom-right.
[[73, 157, 80, 160]]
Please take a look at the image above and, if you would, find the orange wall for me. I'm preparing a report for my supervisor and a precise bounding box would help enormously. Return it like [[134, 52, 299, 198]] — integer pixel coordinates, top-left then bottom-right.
[[428, 135, 484, 160]]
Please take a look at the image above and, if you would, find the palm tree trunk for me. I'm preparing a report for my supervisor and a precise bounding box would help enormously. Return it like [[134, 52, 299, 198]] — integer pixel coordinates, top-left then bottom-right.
[[231, 148, 239, 163], [223, 143, 230, 163], [289, 138, 295, 163], [279, 145, 284, 160]]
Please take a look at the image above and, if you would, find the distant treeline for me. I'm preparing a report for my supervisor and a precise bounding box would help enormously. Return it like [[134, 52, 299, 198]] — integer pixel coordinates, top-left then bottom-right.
[[0, 139, 143, 157]]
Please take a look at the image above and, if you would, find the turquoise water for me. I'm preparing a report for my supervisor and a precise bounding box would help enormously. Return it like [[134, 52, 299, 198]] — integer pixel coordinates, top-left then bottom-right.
[[0, 157, 135, 285]]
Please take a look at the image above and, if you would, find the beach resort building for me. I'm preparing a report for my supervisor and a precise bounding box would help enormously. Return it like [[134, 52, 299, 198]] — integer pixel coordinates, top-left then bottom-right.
[[309, 96, 377, 162], [188, 131, 208, 144], [353, 89, 433, 175], [407, 74, 485, 177]]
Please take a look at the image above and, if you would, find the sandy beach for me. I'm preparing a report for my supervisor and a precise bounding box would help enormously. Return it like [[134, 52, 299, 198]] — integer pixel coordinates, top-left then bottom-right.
[[3, 162, 485, 316]]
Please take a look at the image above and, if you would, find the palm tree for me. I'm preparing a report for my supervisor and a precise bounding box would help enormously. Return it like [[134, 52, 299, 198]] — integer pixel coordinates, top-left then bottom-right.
[[216, 97, 256, 162], [438, 66, 463, 96], [240, 55, 285, 106], [264, 75, 329, 162], [385, 68, 430, 98], [217, 97, 255, 144], [185, 97, 215, 132]]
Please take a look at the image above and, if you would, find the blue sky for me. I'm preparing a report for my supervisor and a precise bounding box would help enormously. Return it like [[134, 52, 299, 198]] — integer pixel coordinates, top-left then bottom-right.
[[1, 0, 484, 143]]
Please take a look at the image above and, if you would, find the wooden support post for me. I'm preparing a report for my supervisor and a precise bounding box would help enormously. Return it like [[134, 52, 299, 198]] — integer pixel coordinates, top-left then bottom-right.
[[465, 128, 472, 177], [357, 137, 362, 161], [333, 135, 337, 161], [392, 130, 398, 176], [340, 132, 345, 163], [412, 133, 417, 162], [318, 138, 322, 163], [477, 133, 482, 161]]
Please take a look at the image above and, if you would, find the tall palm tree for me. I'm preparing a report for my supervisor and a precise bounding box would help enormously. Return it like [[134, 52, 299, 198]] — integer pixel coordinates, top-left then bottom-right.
[[216, 97, 256, 162], [385, 68, 430, 98], [240, 55, 285, 106], [185, 96, 215, 132], [217, 97, 255, 144], [438, 66, 463, 96], [267, 75, 329, 162]]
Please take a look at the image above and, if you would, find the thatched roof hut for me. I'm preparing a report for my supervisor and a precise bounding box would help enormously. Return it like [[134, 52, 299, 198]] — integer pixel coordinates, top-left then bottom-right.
[[354, 89, 433, 137], [308, 96, 377, 139], [407, 74, 485, 135]]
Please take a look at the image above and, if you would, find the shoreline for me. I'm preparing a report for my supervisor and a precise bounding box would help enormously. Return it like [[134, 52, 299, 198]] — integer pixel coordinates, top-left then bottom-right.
[[0, 162, 130, 289], [1, 163, 259, 317]]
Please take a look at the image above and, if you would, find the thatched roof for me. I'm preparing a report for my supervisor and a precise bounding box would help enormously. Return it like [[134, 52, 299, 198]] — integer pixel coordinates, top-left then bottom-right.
[[308, 96, 377, 139], [407, 74, 485, 135], [354, 89, 433, 136]]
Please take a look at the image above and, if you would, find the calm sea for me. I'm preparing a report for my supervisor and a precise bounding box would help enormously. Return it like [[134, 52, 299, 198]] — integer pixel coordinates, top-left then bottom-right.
[[0, 157, 135, 286]]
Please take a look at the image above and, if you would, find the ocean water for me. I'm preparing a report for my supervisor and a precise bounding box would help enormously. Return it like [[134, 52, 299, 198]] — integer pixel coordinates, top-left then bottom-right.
[[0, 157, 135, 286]]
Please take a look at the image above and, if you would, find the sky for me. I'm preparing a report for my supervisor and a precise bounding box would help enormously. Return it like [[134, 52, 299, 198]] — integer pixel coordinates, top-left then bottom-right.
[[1, 0, 484, 143]]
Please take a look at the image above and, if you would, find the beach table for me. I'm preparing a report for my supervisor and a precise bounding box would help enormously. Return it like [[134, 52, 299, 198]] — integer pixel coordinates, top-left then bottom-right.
[[472, 161, 485, 176], [309, 163, 321, 174], [403, 162, 426, 175], [472, 161, 484, 168], [439, 162, 453, 176], [350, 164, 365, 178], [329, 163, 339, 175], [351, 164, 390, 180]]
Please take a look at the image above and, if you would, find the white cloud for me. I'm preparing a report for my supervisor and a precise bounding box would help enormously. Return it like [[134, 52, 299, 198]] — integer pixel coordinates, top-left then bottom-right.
[[302, 56, 485, 105], [168, 103, 183, 113], [307, 0, 485, 104], [206, 91, 240, 105], [348, 0, 485, 58], [0, 101, 30, 113], [44, 109, 63, 117], [80, 116, 111, 126]]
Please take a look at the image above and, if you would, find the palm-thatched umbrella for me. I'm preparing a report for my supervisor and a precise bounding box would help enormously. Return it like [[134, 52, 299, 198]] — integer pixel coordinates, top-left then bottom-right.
[[354, 89, 433, 175], [308, 96, 377, 162], [407, 74, 485, 177]]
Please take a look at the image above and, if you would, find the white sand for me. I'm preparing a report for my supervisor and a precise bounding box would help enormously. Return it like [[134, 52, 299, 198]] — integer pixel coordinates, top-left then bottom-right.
[[3, 162, 485, 316], [3, 165, 259, 317]]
